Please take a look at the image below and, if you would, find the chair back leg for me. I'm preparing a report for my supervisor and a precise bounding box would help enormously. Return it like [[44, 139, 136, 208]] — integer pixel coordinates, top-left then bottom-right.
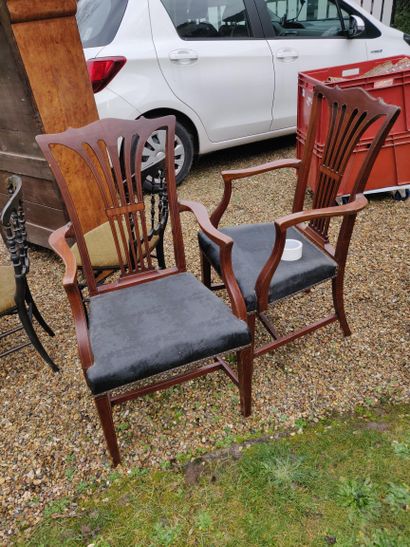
[[332, 275, 351, 337], [24, 283, 55, 336], [94, 394, 121, 467], [16, 302, 59, 371], [200, 252, 212, 289]]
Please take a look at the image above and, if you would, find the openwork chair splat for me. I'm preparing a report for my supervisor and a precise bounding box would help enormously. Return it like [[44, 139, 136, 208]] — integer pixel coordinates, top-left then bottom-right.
[[36, 116, 253, 466], [199, 84, 400, 358], [0, 176, 58, 370]]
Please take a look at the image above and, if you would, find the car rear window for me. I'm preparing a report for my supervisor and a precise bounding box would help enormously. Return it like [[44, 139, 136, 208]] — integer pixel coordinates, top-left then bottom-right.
[[76, 0, 128, 48]]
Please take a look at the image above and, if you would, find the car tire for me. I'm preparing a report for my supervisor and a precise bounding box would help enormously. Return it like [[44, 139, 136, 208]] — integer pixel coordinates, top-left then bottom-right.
[[174, 121, 194, 185], [141, 119, 194, 187]]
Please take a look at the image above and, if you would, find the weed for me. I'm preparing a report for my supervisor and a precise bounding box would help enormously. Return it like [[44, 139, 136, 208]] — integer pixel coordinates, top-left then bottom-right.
[[196, 510, 212, 532], [65, 468, 75, 482], [337, 478, 380, 517], [294, 418, 308, 430], [360, 527, 406, 547], [391, 440, 410, 459], [151, 521, 181, 546], [385, 482, 410, 513], [43, 498, 70, 518]]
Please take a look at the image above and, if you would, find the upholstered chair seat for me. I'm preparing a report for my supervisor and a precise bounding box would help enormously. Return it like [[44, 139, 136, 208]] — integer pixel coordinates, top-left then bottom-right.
[[199, 224, 337, 313], [0, 265, 16, 313], [70, 220, 160, 269], [86, 272, 251, 394]]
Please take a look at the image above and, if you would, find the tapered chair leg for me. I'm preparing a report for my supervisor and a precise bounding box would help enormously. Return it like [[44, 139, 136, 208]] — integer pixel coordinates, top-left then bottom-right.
[[247, 313, 256, 352], [332, 275, 351, 337], [94, 394, 121, 467], [16, 303, 59, 371], [25, 284, 55, 336], [237, 346, 253, 417], [200, 252, 212, 288]]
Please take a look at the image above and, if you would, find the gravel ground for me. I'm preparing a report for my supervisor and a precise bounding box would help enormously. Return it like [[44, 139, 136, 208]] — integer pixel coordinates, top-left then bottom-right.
[[1, 136, 409, 542]]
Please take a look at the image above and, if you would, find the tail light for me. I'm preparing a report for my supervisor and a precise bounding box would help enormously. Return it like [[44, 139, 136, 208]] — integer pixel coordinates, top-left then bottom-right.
[[87, 56, 127, 93]]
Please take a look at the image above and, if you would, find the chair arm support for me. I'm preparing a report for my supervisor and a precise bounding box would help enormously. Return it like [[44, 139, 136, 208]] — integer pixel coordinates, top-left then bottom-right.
[[49, 224, 94, 370], [211, 159, 301, 227], [274, 193, 368, 231], [179, 199, 247, 321], [221, 158, 301, 183], [255, 194, 368, 312], [49, 223, 77, 289]]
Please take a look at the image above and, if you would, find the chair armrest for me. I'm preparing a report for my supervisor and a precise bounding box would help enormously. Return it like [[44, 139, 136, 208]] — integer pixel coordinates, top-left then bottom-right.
[[275, 194, 368, 231], [274, 193, 368, 230], [221, 158, 301, 183], [179, 199, 247, 321], [255, 194, 368, 311], [49, 224, 94, 370], [211, 159, 301, 227]]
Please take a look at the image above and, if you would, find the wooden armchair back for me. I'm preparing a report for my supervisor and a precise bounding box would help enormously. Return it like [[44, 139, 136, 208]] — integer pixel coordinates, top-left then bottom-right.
[[36, 116, 186, 295], [294, 83, 400, 245]]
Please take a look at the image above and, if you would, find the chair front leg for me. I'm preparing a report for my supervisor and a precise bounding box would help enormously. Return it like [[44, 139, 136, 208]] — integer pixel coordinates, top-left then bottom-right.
[[94, 394, 121, 467], [332, 273, 351, 337], [237, 346, 254, 417]]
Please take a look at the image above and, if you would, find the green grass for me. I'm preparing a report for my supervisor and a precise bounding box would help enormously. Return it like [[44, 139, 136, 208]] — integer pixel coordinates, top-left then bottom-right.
[[21, 405, 410, 546]]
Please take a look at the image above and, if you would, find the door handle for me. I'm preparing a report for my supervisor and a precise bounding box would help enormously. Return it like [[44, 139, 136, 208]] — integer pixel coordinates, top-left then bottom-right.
[[276, 48, 299, 62], [169, 49, 199, 64]]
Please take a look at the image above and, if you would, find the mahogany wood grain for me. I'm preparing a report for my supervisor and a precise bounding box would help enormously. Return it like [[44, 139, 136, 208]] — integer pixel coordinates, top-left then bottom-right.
[[45, 116, 253, 465], [202, 84, 400, 361], [3, 0, 104, 239]]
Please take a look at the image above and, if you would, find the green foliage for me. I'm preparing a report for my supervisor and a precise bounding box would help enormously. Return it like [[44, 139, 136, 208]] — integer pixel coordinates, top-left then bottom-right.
[[151, 521, 181, 546], [385, 482, 410, 513], [393, 0, 410, 34], [337, 478, 380, 517], [391, 439, 410, 458], [24, 404, 410, 547], [43, 497, 70, 518]]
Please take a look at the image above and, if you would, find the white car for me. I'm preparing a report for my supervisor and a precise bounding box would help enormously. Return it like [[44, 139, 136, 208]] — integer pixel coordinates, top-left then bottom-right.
[[77, 0, 410, 183]]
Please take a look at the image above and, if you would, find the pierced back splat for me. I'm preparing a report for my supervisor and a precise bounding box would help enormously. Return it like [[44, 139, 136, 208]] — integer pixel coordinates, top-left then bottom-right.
[[36, 116, 185, 295], [294, 84, 400, 245]]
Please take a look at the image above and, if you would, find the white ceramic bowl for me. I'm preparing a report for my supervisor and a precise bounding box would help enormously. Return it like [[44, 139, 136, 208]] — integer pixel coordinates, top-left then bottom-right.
[[282, 239, 303, 261]]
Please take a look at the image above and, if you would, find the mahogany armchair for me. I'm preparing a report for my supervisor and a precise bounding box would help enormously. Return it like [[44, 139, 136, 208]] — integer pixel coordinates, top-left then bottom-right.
[[199, 84, 400, 358], [36, 116, 252, 466], [0, 176, 58, 370]]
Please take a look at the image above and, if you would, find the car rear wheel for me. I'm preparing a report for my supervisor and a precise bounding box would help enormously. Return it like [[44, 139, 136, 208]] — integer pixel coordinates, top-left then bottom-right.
[[142, 121, 194, 186]]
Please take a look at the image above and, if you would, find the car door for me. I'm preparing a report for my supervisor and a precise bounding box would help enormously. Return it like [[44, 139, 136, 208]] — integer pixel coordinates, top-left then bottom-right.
[[255, 0, 368, 130], [149, 0, 275, 142]]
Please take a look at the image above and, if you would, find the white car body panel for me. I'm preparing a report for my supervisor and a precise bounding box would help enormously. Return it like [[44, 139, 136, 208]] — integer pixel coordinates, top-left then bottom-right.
[[82, 0, 409, 156]]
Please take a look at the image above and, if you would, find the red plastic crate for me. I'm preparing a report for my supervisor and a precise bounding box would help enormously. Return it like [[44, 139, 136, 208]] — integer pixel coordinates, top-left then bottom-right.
[[297, 56, 410, 196], [297, 131, 410, 197]]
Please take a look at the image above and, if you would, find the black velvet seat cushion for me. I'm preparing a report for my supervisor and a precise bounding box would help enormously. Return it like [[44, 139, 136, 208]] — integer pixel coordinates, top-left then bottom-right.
[[86, 272, 250, 395], [198, 224, 337, 313]]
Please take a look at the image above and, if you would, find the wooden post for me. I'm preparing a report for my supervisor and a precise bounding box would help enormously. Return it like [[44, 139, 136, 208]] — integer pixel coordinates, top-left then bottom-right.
[[0, 0, 106, 246]]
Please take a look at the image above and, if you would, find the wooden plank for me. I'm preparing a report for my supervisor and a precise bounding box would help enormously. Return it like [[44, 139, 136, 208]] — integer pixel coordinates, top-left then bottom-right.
[[361, 0, 373, 14], [0, 192, 66, 228], [371, 0, 383, 20], [0, 151, 53, 180], [0, 170, 62, 209], [381, 0, 394, 25], [25, 222, 55, 248], [9, 2, 106, 235]]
